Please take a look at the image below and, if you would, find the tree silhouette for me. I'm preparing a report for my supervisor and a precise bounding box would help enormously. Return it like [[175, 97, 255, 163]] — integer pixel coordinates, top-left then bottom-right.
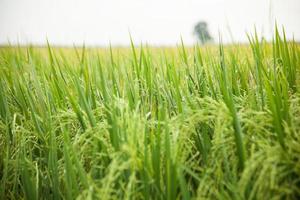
[[194, 21, 213, 44]]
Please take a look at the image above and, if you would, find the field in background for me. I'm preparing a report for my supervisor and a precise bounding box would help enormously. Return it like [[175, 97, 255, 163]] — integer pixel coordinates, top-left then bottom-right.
[[0, 30, 300, 199]]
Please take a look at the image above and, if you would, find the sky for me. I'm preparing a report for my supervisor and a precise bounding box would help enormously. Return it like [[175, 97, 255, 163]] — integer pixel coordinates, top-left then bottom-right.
[[0, 0, 299, 46]]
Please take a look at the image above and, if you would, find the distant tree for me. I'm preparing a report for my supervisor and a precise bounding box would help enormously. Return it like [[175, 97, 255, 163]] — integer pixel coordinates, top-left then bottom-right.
[[194, 21, 213, 44]]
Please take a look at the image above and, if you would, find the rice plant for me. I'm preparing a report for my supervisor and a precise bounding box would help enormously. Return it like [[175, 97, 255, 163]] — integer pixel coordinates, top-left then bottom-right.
[[0, 28, 300, 199]]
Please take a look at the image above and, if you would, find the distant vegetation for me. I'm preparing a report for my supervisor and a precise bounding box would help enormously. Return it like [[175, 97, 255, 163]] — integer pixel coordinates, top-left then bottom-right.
[[0, 27, 299, 199], [194, 21, 213, 44]]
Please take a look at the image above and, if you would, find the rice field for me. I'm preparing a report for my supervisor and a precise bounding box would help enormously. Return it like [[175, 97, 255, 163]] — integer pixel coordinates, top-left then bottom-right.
[[0, 28, 300, 199]]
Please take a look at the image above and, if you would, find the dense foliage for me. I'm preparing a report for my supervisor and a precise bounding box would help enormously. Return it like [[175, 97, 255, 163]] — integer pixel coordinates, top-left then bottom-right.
[[0, 29, 300, 199]]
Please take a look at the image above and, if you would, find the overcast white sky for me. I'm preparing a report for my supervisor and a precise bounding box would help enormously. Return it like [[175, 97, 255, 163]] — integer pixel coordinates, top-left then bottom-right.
[[0, 0, 299, 46]]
